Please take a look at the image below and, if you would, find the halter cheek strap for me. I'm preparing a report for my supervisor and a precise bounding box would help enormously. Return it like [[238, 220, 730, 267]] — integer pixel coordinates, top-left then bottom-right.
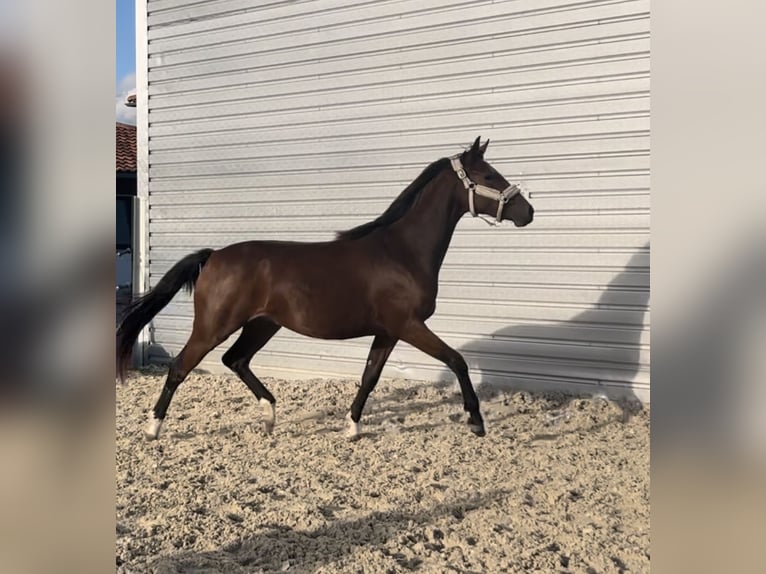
[[450, 155, 521, 225]]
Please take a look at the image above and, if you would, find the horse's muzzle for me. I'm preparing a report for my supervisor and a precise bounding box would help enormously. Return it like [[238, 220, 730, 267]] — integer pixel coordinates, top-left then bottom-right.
[[513, 206, 534, 227]]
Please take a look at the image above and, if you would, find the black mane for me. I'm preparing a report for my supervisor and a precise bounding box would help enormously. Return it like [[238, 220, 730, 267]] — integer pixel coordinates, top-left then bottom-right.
[[336, 158, 449, 240]]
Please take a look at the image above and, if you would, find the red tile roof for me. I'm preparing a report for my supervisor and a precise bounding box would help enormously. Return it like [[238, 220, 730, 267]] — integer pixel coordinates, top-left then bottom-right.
[[116, 122, 136, 173]]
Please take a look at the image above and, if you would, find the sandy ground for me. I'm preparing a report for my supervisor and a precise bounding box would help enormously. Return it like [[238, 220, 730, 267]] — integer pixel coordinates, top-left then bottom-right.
[[116, 369, 649, 574]]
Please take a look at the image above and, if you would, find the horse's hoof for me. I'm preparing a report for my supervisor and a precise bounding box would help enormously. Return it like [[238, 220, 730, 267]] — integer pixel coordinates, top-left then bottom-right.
[[345, 412, 361, 440], [144, 417, 163, 441], [468, 417, 486, 437], [260, 399, 275, 434]]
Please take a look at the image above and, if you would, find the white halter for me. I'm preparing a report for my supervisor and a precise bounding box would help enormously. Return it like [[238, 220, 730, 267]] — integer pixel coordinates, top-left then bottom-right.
[[450, 155, 522, 225]]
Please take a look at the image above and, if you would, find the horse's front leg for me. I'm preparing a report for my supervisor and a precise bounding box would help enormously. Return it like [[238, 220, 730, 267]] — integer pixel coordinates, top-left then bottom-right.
[[398, 320, 485, 436], [346, 334, 398, 439]]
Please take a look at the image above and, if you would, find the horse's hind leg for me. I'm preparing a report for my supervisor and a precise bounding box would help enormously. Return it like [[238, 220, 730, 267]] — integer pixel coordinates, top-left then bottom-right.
[[346, 335, 397, 439], [398, 320, 485, 437], [222, 318, 281, 433], [146, 329, 222, 441]]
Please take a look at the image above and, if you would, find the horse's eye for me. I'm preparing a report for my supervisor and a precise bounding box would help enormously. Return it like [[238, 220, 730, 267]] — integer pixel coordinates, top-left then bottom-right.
[[485, 174, 495, 181]]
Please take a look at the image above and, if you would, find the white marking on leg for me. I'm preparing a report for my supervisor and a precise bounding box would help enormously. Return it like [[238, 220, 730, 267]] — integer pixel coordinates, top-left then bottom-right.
[[144, 416, 163, 441], [260, 398, 275, 433], [345, 411, 361, 440]]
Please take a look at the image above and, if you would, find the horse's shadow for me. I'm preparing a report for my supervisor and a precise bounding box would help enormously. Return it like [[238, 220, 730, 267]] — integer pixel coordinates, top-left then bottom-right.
[[370, 243, 650, 430], [145, 488, 508, 574]]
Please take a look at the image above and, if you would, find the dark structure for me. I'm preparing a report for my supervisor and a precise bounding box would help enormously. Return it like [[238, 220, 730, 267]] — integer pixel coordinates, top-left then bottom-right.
[[116, 122, 136, 318]]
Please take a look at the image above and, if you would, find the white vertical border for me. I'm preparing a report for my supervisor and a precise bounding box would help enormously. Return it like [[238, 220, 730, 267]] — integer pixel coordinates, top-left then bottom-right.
[[133, 0, 150, 368]]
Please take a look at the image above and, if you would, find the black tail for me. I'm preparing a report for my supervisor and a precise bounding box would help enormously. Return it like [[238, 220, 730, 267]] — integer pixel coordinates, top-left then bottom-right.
[[116, 248, 214, 382]]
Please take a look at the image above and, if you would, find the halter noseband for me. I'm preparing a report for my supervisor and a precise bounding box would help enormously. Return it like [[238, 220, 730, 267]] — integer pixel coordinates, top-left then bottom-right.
[[450, 154, 521, 225]]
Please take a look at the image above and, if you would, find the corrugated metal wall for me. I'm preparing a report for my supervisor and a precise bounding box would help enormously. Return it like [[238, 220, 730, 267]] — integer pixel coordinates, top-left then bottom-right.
[[142, 0, 650, 401]]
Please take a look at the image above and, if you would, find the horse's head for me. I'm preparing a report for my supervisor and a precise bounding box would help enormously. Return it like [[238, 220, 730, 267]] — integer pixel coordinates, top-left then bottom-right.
[[452, 136, 534, 227]]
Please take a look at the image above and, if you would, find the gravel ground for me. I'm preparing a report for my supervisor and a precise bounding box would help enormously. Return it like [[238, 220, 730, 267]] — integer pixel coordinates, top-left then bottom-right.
[[116, 369, 649, 573]]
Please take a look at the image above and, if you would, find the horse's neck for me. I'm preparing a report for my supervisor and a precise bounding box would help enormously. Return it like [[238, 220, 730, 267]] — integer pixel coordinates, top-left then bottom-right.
[[389, 173, 465, 276]]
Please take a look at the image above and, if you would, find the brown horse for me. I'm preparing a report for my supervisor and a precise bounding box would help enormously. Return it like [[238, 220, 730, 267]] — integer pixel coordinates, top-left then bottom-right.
[[116, 137, 534, 440]]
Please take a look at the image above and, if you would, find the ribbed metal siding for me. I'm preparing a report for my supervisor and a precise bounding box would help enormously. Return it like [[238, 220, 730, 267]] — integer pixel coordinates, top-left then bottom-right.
[[143, 0, 650, 401]]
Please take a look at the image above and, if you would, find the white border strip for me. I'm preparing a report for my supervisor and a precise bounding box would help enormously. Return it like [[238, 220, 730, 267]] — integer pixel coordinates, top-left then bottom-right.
[[133, 0, 150, 368]]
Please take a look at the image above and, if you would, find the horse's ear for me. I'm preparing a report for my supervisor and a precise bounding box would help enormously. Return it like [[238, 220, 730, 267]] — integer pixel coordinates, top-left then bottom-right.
[[470, 136, 481, 156], [464, 136, 482, 162], [479, 139, 489, 157]]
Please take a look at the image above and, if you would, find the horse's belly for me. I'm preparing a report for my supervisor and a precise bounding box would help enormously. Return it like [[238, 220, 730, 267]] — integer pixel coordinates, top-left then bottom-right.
[[266, 290, 375, 340], [288, 323, 372, 340], [278, 309, 374, 340]]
